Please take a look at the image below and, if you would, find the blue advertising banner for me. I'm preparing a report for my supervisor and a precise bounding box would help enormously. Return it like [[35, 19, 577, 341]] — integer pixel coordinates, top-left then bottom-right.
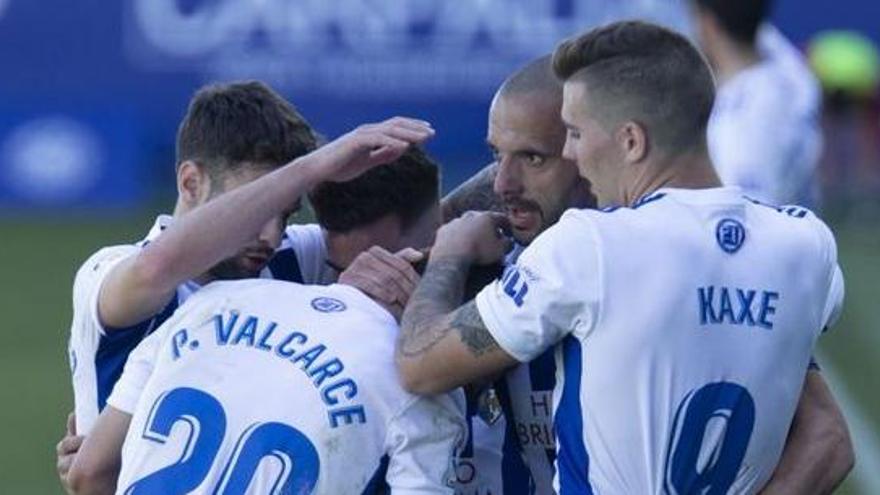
[[0, 0, 874, 210]]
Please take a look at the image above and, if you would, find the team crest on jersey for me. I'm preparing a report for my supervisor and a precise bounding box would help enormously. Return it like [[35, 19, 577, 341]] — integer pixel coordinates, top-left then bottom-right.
[[476, 387, 503, 425], [311, 297, 347, 313], [715, 218, 746, 254]]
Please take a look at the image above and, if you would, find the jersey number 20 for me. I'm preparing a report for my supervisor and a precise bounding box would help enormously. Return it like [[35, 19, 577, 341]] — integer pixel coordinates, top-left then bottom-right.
[[664, 382, 755, 494], [124, 387, 320, 494]]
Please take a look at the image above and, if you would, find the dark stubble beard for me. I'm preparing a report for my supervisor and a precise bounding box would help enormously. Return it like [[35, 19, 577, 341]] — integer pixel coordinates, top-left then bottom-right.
[[207, 256, 260, 281]]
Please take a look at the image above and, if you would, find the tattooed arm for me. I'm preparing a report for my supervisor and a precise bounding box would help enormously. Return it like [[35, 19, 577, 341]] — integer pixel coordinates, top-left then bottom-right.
[[397, 212, 518, 395], [398, 257, 517, 395], [440, 162, 504, 222], [400, 206, 599, 397]]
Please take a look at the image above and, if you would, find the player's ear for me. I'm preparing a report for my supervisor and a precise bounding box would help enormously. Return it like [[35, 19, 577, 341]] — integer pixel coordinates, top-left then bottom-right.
[[617, 121, 648, 164], [176, 160, 212, 208]]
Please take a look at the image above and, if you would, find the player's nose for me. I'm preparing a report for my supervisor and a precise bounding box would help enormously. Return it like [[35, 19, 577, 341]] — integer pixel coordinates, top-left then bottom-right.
[[257, 217, 285, 250], [562, 137, 576, 163], [493, 157, 524, 198]]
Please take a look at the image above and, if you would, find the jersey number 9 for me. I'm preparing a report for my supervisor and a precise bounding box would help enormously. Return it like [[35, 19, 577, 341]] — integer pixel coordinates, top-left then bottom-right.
[[664, 382, 755, 494]]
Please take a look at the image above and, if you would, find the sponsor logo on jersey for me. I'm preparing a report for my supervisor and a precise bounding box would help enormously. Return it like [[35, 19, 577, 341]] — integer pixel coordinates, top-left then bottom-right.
[[311, 297, 347, 313]]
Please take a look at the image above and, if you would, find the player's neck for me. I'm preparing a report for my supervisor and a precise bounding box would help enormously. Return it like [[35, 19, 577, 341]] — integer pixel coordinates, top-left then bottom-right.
[[623, 148, 722, 206], [171, 197, 196, 218], [712, 39, 762, 86]]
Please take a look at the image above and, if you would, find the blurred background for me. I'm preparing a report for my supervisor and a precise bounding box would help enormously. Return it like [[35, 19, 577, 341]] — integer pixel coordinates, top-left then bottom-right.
[[0, 0, 877, 492]]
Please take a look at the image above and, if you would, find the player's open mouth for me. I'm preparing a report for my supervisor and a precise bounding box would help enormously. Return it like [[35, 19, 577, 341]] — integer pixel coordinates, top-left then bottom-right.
[[507, 203, 542, 232]]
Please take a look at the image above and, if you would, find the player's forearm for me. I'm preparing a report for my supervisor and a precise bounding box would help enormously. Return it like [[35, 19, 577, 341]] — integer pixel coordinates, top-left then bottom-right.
[[143, 157, 323, 281], [398, 255, 514, 395], [67, 407, 131, 495], [398, 255, 472, 393], [440, 162, 502, 222], [760, 371, 854, 495], [66, 439, 121, 495], [66, 466, 116, 495], [99, 157, 324, 327]]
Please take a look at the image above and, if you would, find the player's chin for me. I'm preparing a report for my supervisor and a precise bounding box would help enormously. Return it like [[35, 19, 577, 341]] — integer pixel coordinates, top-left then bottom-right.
[[511, 226, 540, 246], [235, 261, 266, 280]]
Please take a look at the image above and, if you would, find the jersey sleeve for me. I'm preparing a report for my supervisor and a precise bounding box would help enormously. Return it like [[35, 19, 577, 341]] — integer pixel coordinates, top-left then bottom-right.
[[475, 211, 601, 362], [384, 391, 467, 494], [104, 323, 165, 414], [821, 264, 844, 332], [813, 217, 845, 332], [72, 245, 141, 338], [105, 284, 230, 414]]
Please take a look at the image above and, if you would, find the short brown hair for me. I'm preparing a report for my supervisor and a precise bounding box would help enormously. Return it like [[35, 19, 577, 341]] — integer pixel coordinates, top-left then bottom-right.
[[309, 147, 440, 234], [553, 21, 715, 151], [176, 81, 318, 177]]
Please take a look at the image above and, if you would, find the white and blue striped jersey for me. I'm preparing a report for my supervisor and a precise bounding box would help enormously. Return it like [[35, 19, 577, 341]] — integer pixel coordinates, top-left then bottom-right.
[[708, 24, 822, 207], [468, 243, 556, 495], [108, 279, 466, 494], [493, 348, 557, 495], [455, 242, 545, 495], [68, 216, 327, 433], [453, 389, 533, 495], [476, 187, 844, 494]]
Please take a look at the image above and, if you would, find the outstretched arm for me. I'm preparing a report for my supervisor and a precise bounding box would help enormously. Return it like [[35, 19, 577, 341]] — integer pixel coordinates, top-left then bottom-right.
[[760, 370, 854, 494], [398, 212, 518, 395], [440, 162, 503, 222], [99, 118, 434, 329]]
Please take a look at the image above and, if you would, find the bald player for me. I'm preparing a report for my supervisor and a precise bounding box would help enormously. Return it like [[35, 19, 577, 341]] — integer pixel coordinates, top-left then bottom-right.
[[441, 56, 593, 495], [440, 49, 852, 493]]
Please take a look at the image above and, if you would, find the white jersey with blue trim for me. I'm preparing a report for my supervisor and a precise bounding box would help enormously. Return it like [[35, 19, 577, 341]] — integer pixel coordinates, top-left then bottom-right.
[[494, 350, 556, 495], [268, 222, 335, 285], [69, 217, 325, 433], [486, 243, 557, 495], [476, 187, 844, 494], [708, 24, 822, 207], [452, 398, 506, 495], [453, 243, 540, 495], [108, 279, 466, 494]]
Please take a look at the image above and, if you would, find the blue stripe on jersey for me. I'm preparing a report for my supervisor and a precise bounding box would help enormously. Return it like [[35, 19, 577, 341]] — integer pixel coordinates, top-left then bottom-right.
[[268, 243, 305, 283], [555, 336, 593, 495], [494, 380, 532, 495], [360, 455, 390, 494], [633, 192, 667, 209], [502, 420, 532, 494], [529, 349, 556, 398], [530, 349, 558, 470], [462, 392, 479, 458], [94, 296, 179, 410]]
